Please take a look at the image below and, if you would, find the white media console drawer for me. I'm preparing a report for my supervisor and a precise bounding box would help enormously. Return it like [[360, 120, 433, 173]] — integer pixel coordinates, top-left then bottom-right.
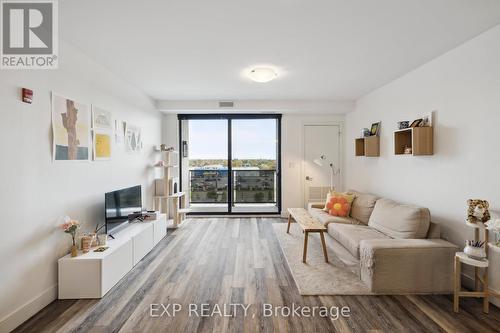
[[58, 214, 167, 299]]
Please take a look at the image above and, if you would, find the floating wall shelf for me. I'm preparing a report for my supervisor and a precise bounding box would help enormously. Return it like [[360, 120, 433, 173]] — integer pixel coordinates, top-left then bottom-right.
[[394, 127, 433, 156], [355, 136, 380, 157]]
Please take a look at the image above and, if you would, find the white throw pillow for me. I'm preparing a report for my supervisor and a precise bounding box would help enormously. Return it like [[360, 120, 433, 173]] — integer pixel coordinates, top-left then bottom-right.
[[322, 191, 333, 211]]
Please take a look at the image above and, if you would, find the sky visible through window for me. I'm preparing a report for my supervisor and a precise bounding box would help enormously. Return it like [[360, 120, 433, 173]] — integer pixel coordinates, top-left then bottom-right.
[[188, 119, 277, 160]]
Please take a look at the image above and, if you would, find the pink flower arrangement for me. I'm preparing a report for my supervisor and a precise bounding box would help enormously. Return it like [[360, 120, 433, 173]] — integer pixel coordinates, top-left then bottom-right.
[[59, 216, 80, 246]]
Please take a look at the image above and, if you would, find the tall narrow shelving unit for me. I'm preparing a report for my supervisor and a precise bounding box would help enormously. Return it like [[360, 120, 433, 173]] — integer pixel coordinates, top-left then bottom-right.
[[153, 149, 183, 228]]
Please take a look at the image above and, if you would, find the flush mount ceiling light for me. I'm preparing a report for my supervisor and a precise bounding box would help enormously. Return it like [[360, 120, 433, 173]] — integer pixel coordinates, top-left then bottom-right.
[[248, 67, 278, 83]]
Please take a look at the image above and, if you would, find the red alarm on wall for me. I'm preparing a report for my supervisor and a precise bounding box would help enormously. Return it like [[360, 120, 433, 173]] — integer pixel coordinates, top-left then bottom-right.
[[22, 88, 33, 104]]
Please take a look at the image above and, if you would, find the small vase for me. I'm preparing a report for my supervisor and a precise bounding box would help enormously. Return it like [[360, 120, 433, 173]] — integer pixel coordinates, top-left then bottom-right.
[[89, 232, 98, 247], [70, 245, 78, 257], [98, 234, 108, 246]]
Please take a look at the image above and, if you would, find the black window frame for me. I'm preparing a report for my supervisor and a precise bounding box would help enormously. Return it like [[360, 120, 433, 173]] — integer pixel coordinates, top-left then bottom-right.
[[177, 113, 282, 215]]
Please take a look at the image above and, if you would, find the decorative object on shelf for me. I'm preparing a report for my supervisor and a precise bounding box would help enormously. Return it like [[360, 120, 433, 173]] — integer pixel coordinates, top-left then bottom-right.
[[397, 121, 409, 130], [81, 235, 92, 253], [464, 240, 486, 260], [362, 128, 371, 137], [370, 122, 381, 136], [409, 119, 422, 127], [59, 217, 80, 257], [313, 155, 340, 190], [98, 234, 108, 246], [169, 177, 180, 194], [90, 232, 98, 247], [154, 160, 166, 167], [404, 145, 412, 154], [143, 211, 158, 221], [93, 247, 109, 252], [485, 219, 500, 247], [466, 199, 491, 224], [419, 112, 433, 127], [160, 144, 174, 152], [52, 93, 91, 161]]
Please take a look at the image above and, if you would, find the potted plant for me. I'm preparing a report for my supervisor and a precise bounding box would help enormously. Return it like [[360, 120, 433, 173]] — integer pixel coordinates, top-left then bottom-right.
[[60, 217, 80, 257], [464, 240, 486, 260]]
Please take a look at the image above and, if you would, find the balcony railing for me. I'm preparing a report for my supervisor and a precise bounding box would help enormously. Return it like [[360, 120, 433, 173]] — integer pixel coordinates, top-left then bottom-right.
[[189, 169, 276, 204]]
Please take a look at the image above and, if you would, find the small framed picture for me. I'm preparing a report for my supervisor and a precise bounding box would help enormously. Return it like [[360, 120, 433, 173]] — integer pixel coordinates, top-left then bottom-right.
[[419, 112, 433, 127], [410, 119, 422, 128], [370, 122, 381, 136]]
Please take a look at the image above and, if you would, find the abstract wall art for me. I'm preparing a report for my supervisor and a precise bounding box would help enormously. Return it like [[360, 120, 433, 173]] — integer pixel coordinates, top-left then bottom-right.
[[93, 129, 112, 160], [124, 123, 142, 153], [92, 106, 113, 130], [52, 93, 90, 161]]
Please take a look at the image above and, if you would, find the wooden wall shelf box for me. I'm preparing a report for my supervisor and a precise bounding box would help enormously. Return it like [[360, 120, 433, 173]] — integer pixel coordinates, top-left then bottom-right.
[[394, 127, 433, 156], [355, 136, 380, 157]]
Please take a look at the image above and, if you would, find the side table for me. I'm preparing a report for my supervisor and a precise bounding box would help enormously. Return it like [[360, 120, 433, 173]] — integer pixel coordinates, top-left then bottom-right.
[[453, 221, 500, 313]]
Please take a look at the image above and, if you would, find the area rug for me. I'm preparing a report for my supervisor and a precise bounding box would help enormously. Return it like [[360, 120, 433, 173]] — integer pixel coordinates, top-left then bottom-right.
[[272, 222, 374, 295]]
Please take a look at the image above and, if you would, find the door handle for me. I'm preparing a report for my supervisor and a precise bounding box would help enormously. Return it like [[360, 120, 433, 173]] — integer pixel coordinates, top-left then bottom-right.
[[305, 176, 313, 181]]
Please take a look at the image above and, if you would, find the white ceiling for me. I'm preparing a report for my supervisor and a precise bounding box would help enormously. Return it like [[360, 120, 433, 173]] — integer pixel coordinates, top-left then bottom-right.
[[61, 0, 500, 101]]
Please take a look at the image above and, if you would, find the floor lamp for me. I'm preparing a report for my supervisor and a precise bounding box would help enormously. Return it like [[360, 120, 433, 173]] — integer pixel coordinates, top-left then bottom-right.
[[313, 155, 340, 191]]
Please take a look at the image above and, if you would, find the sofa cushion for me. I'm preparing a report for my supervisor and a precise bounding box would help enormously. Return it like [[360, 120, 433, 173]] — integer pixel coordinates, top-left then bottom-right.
[[328, 224, 390, 258], [309, 208, 358, 226], [321, 191, 333, 211], [347, 190, 379, 225], [368, 198, 430, 239]]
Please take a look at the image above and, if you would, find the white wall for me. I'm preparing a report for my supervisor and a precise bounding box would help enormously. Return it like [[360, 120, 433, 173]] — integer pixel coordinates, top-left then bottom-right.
[[161, 112, 347, 216], [0, 42, 162, 332], [345, 24, 500, 304], [157, 100, 354, 114], [282, 114, 345, 215]]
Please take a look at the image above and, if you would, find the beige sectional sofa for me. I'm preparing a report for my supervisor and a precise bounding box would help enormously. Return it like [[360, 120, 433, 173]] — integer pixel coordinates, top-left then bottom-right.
[[308, 190, 458, 294]]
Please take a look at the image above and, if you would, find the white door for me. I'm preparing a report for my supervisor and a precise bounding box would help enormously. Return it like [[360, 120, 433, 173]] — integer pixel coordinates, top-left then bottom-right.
[[303, 125, 341, 205]]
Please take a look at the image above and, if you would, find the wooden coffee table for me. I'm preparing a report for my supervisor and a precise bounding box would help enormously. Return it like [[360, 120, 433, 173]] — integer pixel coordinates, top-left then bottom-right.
[[287, 208, 328, 263]]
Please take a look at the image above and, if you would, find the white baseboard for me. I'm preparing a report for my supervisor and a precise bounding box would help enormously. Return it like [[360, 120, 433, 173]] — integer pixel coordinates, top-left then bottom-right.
[[0, 284, 57, 333], [461, 272, 500, 308]]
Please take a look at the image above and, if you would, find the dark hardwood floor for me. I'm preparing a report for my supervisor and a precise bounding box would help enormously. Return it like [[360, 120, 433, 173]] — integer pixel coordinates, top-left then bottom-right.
[[15, 218, 500, 333]]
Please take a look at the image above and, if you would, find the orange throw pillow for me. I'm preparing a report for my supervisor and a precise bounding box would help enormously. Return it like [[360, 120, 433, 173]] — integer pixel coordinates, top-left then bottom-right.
[[326, 192, 355, 217]]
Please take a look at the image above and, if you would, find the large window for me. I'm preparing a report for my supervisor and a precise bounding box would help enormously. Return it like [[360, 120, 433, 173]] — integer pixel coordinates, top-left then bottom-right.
[[179, 114, 281, 214]]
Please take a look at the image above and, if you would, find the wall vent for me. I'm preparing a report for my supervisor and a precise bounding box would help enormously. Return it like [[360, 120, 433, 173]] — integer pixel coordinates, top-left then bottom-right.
[[308, 186, 331, 202], [219, 101, 234, 108]]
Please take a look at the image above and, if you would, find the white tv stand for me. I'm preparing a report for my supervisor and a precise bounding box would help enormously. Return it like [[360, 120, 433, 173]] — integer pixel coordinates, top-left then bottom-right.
[[58, 214, 167, 299]]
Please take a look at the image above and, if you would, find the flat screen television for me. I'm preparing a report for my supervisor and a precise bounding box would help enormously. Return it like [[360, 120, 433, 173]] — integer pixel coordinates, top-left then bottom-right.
[[105, 185, 142, 235]]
